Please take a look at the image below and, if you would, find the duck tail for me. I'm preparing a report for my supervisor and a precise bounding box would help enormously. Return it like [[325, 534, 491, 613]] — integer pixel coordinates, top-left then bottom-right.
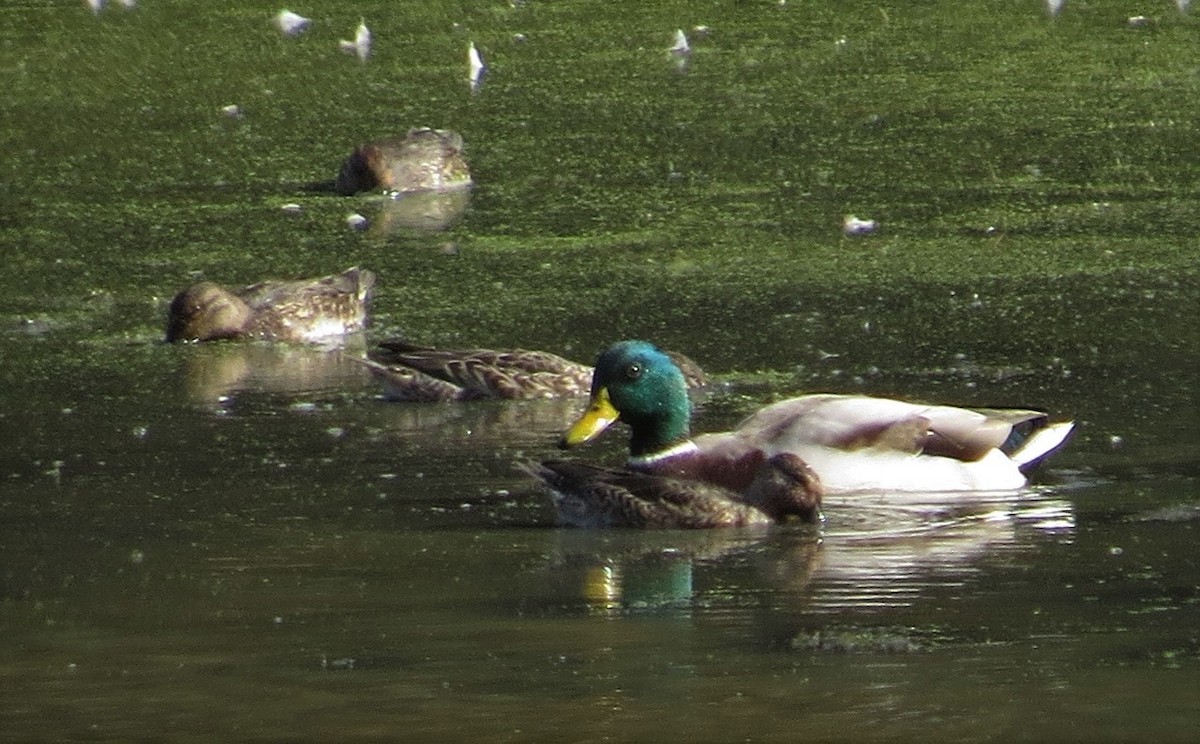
[[1010, 420, 1075, 474]]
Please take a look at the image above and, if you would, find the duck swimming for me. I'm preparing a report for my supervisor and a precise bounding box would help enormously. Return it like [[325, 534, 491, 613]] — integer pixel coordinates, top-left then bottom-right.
[[361, 339, 708, 402], [520, 452, 822, 529], [165, 267, 374, 344], [560, 340, 1075, 494]]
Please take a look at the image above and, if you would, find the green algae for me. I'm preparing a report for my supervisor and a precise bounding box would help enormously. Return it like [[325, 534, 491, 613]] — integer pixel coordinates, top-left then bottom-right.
[[0, 0, 1196, 366]]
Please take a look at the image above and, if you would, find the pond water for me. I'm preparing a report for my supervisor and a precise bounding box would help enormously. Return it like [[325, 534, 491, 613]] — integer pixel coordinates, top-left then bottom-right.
[[2, 1, 1199, 741]]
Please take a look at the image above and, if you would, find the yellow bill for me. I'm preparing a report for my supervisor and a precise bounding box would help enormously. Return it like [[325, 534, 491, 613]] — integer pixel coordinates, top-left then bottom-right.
[[561, 387, 619, 448]]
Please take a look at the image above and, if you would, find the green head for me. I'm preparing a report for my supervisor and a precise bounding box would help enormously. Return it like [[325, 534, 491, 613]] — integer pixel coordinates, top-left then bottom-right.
[[560, 340, 692, 456]]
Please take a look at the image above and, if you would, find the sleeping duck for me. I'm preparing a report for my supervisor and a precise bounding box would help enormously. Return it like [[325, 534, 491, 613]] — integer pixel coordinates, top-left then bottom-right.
[[560, 340, 1075, 494], [166, 267, 374, 344], [520, 452, 822, 529], [334, 128, 472, 196], [360, 339, 708, 402]]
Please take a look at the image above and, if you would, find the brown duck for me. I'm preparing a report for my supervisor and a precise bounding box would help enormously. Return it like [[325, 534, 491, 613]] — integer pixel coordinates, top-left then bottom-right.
[[520, 453, 823, 529], [335, 128, 472, 196], [166, 267, 374, 344], [360, 339, 707, 402]]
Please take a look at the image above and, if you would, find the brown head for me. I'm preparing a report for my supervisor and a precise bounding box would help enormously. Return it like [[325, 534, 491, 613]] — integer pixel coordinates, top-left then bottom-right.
[[165, 282, 253, 342], [744, 453, 823, 524]]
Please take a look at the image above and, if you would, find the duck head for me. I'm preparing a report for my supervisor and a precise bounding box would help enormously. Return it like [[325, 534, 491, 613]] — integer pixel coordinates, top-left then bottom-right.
[[745, 453, 824, 524], [561, 340, 692, 457], [166, 282, 252, 342]]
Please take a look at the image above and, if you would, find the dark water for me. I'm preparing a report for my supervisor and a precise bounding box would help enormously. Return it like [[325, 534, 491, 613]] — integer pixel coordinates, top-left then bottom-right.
[[3, 1, 1199, 741]]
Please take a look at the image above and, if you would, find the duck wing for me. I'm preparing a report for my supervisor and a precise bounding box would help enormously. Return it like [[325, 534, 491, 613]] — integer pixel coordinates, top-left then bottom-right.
[[375, 341, 593, 399], [239, 267, 375, 309], [740, 394, 1049, 463], [520, 460, 772, 529]]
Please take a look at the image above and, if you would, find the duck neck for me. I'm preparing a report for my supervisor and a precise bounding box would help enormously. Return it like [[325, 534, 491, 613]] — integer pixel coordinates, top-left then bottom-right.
[[626, 407, 691, 458]]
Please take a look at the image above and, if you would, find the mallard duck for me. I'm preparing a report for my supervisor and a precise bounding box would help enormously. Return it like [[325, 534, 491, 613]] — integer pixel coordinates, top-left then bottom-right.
[[561, 340, 1075, 494], [165, 267, 374, 344], [520, 452, 822, 529], [335, 128, 472, 196], [360, 339, 708, 402]]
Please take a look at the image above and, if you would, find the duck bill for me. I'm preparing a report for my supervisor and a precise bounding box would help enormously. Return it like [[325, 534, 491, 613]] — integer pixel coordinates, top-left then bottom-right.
[[560, 388, 619, 448]]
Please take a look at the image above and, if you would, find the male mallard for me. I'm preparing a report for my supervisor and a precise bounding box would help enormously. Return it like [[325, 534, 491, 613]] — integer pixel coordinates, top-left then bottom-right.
[[561, 340, 1075, 494], [166, 267, 374, 344], [520, 452, 822, 529], [360, 339, 708, 402]]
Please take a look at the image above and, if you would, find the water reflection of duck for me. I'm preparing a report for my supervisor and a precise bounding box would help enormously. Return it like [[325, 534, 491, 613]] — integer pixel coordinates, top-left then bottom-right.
[[520, 453, 822, 529], [367, 188, 472, 234], [359, 340, 708, 402], [561, 340, 1076, 494], [334, 128, 472, 196], [165, 267, 374, 344], [177, 339, 371, 403], [540, 528, 823, 615]]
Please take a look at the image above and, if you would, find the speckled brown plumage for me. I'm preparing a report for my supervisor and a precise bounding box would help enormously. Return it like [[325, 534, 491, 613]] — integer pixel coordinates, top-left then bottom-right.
[[520, 452, 822, 529], [361, 339, 707, 402], [165, 267, 374, 344], [335, 128, 472, 196]]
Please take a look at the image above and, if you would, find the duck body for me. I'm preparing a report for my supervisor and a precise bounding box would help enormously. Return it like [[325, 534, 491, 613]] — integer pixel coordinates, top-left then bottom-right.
[[520, 452, 822, 529], [562, 340, 1075, 495], [362, 341, 595, 401], [362, 339, 707, 403], [166, 267, 374, 344], [335, 128, 472, 196]]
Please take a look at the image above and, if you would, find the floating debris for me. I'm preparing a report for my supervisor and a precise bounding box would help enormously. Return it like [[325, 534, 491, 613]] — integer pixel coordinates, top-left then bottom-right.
[[1126, 15, 1151, 28], [280, 203, 302, 214], [1179, 0, 1192, 13], [468, 42, 486, 90], [220, 104, 244, 119], [275, 9, 311, 37], [89, 0, 136, 10], [1045, 0, 1065, 16], [346, 213, 368, 230], [842, 215, 878, 237], [669, 29, 690, 56], [339, 19, 371, 61]]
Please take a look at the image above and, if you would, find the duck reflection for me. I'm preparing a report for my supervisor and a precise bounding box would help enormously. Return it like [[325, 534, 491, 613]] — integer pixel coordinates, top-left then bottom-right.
[[536, 490, 1074, 620], [804, 491, 1074, 612], [366, 188, 472, 236], [370, 396, 588, 445], [177, 336, 371, 404], [541, 529, 798, 616]]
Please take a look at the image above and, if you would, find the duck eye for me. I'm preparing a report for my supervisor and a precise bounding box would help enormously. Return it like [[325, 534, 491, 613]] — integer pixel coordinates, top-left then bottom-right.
[[624, 363, 642, 381]]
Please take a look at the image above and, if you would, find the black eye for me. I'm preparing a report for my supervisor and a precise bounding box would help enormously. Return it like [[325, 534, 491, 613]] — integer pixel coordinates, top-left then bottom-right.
[[624, 363, 642, 381]]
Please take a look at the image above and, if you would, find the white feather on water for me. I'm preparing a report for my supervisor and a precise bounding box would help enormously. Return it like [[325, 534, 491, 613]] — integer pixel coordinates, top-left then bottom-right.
[[468, 43, 486, 90], [275, 9, 311, 37], [340, 20, 372, 62], [842, 215, 878, 237], [669, 29, 690, 56]]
